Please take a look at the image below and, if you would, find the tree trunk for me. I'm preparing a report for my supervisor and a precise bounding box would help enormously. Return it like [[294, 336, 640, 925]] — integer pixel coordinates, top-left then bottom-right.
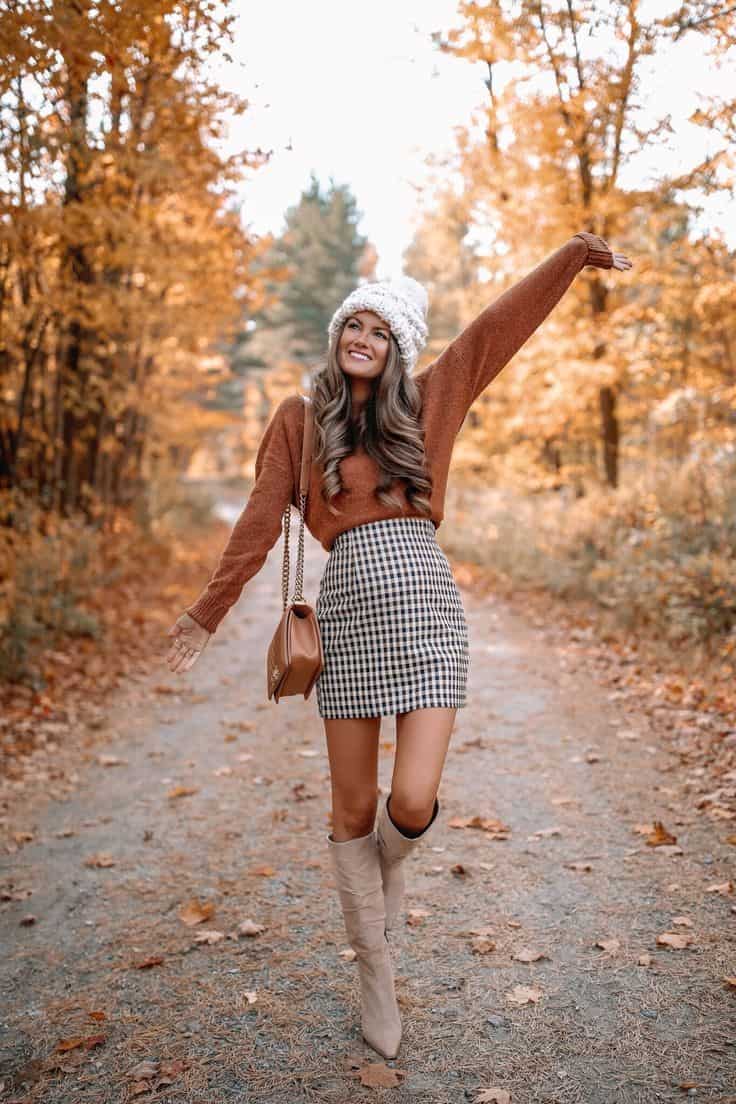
[[589, 277, 619, 488], [599, 385, 619, 488]]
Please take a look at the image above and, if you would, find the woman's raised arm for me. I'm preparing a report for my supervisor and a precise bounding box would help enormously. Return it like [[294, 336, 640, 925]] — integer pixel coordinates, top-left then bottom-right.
[[416, 231, 630, 433]]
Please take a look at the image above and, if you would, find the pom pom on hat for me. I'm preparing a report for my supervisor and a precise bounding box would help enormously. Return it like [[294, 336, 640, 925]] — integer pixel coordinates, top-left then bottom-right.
[[327, 273, 430, 372]]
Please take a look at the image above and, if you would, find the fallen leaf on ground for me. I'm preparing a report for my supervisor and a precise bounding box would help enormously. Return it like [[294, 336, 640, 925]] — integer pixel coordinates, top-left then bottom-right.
[[238, 918, 266, 937], [1, 885, 33, 901], [133, 956, 164, 969], [474, 1089, 511, 1104], [705, 881, 733, 895], [292, 782, 317, 801], [513, 947, 547, 963], [528, 826, 562, 840], [506, 984, 543, 1005], [84, 852, 116, 868], [638, 953, 653, 965], [167, 785, 199, 800], [451, 863, 468, 876], [97, 755, 127, 767], [194, 929, 225, 945], [356, 1062, 407, 1088], [471, 936, 496, 954], [339, 948, 357, 961], [56, 1035, 106, 1053], [213, 766, 233, 777], [595, 938, 620, 956], [656, 930, 694, 949], [128, 1057, 191, 1096], [460, 736, 486, 749], [448, 815, 511, 838], [567, 861, 594, 872], [88, 1011, 106, 1021], [671, 915, 693, 927], [243, 990, 258, 1004], [128, 1059, 159, 1081], [20, 914, 36, 926], [406, 908, 430, 926], [648, 821, 678, 846], [250, 865, 276, 877], [179, 898, 215, 926], [297, 748, 319, 757]]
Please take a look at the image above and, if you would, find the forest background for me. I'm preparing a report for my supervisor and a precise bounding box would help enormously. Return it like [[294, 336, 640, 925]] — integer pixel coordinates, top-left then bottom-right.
[[1, 1, 735, 791]]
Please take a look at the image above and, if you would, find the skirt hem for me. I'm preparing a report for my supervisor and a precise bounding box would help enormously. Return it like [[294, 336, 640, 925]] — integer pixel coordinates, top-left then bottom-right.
[[318, 698, 468, 720]]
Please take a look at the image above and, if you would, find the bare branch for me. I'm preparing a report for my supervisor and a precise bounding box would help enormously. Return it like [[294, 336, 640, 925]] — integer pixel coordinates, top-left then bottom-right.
[[673, 2, 736, 40]]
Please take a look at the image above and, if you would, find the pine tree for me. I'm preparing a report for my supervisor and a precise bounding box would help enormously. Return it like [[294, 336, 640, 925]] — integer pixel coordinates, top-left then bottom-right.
[[235, 172, 374, 377]]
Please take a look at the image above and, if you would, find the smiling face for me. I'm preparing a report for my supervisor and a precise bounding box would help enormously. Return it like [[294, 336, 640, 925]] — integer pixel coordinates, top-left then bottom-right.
[[337, 310, 391, 382]]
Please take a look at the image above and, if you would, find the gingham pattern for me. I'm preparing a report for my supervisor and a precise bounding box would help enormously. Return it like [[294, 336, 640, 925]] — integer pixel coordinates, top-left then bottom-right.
[[314, 516, 470, 719]]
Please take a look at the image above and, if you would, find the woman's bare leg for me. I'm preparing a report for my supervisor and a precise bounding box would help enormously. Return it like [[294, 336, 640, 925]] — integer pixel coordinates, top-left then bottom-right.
[[324, 716, 381, 841], [390, 707, 456, 832]]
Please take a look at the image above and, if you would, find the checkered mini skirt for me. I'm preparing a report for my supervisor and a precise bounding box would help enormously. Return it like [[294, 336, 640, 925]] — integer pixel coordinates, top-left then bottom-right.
[[314, 516, 470, 719]]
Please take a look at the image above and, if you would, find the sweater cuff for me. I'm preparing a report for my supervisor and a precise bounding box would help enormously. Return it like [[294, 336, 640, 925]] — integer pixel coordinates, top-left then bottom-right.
[[573, 230, 614, 269], [185, 594, 229, 634]]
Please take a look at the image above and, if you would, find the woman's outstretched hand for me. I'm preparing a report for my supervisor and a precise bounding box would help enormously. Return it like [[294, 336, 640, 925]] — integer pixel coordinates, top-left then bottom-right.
[[611, 250, 633, 272], [166, 612, 211, 673]]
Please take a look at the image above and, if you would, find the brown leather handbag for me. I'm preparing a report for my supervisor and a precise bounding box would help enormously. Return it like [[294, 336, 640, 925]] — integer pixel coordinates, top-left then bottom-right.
[[266, 394, 324, 703]]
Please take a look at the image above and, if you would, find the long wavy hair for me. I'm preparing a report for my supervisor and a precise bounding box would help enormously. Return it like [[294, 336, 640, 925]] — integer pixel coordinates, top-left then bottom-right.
[[310, 322, 433, 518]]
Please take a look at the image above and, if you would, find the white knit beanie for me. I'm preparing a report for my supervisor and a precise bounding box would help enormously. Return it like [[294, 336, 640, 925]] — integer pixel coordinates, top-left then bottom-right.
[[327, 275, 429, 372]]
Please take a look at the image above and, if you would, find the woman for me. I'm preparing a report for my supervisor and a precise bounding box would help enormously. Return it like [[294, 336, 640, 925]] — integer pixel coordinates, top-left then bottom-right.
[[166, 229, 632, 1059]]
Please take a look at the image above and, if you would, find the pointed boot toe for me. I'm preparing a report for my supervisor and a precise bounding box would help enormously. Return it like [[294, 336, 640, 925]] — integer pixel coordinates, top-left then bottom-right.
[[357, 943, 403, 1058]]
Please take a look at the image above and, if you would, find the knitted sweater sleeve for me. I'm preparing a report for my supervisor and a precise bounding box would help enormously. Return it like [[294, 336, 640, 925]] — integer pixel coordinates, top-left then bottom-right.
[[184, 400, 296, 634], [417, 232, 613, 431]]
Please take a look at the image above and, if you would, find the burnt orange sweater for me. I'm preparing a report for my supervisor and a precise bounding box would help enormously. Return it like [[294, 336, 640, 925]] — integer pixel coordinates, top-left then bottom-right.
[[186, 231, 613, 632]]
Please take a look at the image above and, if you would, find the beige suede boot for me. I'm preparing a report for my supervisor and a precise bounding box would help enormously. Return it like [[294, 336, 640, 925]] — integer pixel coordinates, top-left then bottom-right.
[[327, 829, 402, 1059], [375, 793, 440, 934]]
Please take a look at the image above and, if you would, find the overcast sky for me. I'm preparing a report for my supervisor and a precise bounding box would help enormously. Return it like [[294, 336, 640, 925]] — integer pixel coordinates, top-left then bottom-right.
[[213, 1, 735, 280]]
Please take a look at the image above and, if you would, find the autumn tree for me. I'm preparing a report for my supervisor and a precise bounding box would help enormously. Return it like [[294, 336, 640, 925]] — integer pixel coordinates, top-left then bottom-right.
[[0, 0, 269, 522], [430, 0, 735, 488]]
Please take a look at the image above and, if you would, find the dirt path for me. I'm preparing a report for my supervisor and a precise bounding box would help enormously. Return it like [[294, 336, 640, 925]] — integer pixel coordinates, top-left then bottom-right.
[[1, 520, 735, 1104]]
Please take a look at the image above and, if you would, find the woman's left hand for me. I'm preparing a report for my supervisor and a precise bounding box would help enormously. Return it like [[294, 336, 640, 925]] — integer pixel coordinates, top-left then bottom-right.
[[611, 250, 633, 271]]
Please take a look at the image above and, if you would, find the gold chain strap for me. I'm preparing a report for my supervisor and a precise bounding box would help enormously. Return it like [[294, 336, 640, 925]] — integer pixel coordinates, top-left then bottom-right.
[[280, 391, 309, 616], [280, 491, 307, 610], [280, 501, 291, 611]]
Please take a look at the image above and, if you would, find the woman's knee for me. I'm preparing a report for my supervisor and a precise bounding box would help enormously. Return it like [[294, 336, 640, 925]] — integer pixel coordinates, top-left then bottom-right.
[[330, 788, 379, 840], [388, 788, 437, 833]]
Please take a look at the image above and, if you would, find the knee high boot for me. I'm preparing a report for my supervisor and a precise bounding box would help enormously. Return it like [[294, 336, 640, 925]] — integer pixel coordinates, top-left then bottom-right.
[[375, 793, 440, 934], [327, 829, 403, 1059]]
